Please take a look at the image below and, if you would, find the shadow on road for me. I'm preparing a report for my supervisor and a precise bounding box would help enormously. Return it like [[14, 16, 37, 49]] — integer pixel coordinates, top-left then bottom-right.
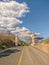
[[0, 48, 20, 58]]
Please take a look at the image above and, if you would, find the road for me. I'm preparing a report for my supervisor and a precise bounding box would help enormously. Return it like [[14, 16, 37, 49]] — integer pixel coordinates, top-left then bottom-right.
[[0, 46, 22, 65], [18, 46, 49, 65], [0, 46, 49, 65]]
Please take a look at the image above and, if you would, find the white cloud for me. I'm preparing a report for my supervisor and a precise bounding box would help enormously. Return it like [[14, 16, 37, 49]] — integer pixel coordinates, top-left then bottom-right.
[[22, 27, 29, 31], [11, 27, 30, 34], [0, 17, 22, 28], [0, 0, 30, 35], [16, 27, 30, 32], [0, 1, 29, 18], [35, 32, 41, 35], [7, 27, 16, 31], [7, 21, 21, 28]]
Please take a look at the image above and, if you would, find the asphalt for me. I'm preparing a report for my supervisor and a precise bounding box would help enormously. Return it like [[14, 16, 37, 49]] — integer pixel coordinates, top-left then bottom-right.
[[0, 46, 49, 65], [20, 46, 49, 65], [0, 46, 23, 65]]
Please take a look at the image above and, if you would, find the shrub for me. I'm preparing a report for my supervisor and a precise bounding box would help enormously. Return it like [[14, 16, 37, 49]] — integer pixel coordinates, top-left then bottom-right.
[[43, 38, 49, 44], [1, 45, 7, 49]]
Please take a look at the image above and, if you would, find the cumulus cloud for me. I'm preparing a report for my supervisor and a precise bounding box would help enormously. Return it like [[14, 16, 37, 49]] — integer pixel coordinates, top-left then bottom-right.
[[0, 1, 29, 18], [0, 17, 22, 28], [0, 0, 30, 35], [35, 32, 41, 35], [7, 22, 21, 28], [11, 27, 30, 34], [7, 27, 16, 31], [16, 27, 30, 33]]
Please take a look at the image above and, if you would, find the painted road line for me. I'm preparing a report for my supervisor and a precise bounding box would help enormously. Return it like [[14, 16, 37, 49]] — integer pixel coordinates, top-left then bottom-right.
[[18, 47, 24, 65]]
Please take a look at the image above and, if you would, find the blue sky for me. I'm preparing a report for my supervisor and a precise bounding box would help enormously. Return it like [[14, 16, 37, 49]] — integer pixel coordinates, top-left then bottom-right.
[[16, 0, 49, 38]]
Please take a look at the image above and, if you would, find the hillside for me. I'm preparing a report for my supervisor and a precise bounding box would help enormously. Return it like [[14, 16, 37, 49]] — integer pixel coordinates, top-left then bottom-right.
[[0, 29, 12, 36], [0, 29, 15, 49]]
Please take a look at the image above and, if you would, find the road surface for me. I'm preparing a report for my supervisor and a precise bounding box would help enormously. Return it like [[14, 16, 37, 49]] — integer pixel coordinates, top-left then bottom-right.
[[0, 46, 22, 65], [18, 46, 49, 65], [0, 46, 49, 65]]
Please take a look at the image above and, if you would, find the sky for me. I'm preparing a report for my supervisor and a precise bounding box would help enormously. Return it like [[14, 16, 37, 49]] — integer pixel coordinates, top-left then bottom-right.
[[16, 0, 49, 38], [0, 0, 49, 38]]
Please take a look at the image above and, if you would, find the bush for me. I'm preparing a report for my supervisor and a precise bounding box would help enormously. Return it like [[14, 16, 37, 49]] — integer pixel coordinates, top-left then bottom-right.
[[1, 45, 7, 49], [43, 38, 49, 44], [0, 35, 15, 48]]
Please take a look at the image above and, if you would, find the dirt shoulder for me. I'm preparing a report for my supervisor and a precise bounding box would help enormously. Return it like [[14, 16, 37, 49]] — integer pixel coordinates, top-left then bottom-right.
[[34, 44, 49, 53]]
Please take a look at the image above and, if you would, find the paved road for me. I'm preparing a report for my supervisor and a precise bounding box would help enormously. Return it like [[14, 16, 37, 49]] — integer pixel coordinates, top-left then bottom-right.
[[0, 46, 49, 65], [0, 46, 23, 65], [18, 46, 49, 65]]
